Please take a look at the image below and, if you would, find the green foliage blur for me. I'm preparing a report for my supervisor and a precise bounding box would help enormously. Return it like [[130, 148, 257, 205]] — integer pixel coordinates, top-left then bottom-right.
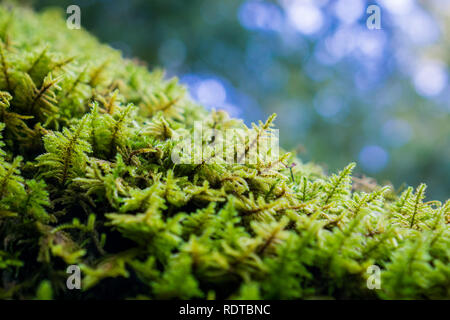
[[28, 0, 449, 200]]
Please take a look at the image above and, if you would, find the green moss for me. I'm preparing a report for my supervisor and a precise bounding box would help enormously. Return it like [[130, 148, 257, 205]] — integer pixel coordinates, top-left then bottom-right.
[[0, 5, 448, 300]]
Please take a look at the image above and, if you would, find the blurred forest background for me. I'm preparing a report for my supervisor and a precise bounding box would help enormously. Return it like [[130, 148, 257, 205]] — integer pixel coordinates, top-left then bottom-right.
[[18, 0, 450, 200]]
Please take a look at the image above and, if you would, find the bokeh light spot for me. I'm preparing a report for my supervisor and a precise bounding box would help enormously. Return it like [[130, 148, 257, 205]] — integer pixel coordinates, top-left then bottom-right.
[[196, 79, 227, 107], [381, 119, 413, 147], [379, 0, 415, 15], [398, 8, 439, 45], [413, 61, 448, 97], [359, 145, 389, 173], [334, 0, 364, 24], [286, 3, 324, 35], [238, 1, 283, 32], [314, 94, 343, 118]]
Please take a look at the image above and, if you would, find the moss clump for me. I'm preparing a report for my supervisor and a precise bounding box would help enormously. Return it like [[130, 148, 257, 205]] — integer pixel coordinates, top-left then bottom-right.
[[0, 5, 448, 300]]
